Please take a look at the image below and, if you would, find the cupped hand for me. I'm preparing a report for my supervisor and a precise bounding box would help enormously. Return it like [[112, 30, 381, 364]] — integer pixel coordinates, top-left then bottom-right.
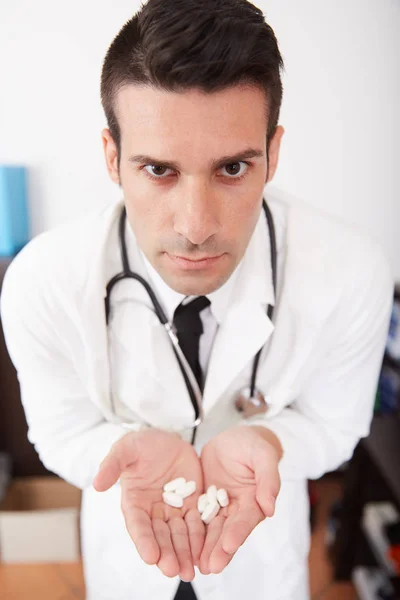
[[92, 429, 205, 582], [199, 426, 281, 575]]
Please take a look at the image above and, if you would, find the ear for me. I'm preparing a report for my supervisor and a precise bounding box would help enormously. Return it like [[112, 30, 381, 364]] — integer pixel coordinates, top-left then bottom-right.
[[102, 128, 120, 185], [265, 125, 285, 183]]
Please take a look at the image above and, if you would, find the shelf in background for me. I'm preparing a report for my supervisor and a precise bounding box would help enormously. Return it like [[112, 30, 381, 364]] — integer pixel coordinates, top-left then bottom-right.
[[353, 566, 394, 600], [362, 502, 399, 577]]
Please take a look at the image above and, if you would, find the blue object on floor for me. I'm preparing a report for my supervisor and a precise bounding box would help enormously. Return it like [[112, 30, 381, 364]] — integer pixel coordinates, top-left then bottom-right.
[[0, 165, 30, 256]]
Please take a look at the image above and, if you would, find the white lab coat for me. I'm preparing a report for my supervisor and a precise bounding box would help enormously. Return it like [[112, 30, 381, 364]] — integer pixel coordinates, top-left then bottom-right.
[[0, 187, 393, 600]]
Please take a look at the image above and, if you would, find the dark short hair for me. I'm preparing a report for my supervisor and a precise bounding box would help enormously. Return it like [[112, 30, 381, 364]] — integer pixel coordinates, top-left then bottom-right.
[[101, 0, 284, 164]]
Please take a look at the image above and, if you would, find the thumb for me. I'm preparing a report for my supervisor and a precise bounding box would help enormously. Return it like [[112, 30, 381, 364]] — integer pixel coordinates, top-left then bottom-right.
[[252, 442, 281, 518], [92, 434, 137, 492]]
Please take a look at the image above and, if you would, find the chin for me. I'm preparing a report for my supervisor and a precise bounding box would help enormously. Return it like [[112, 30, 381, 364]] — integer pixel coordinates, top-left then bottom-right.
[[165, 272, 232, 296], [152, 252, 238, 295]]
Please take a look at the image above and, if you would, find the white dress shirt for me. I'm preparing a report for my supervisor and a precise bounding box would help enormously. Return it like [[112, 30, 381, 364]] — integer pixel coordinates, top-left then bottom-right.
[[141, 251, 241, 377]]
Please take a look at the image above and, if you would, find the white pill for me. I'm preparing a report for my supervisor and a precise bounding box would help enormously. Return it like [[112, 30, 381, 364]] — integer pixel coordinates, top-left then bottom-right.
[[163, 477, 186, 493], [217, 488, 229, 508], [162, 491, 184, 508], [175, 480, 196, 499], [201, 499, 220, 524], [197, 493, 208, 513], [206, 485, 218, 503]]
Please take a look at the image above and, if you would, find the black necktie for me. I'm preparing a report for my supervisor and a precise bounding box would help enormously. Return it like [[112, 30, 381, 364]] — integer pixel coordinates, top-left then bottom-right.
[[172, 297, 209, 600], [173, 296, 210, 391]]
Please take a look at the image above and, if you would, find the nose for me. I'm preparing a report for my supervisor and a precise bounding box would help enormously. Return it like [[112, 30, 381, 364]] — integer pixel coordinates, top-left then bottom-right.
[[173, 179, 219, 246]]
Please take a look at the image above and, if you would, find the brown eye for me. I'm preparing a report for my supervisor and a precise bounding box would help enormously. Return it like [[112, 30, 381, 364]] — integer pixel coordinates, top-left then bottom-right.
[[225, 163, 241, 175], [143, 165, 173, 179], [150, 165, 168, 176], [221, 162, 248, 179]]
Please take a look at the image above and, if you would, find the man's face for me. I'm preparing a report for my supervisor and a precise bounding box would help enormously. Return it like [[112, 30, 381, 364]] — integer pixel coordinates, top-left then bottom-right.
[[103, 84, 284, 295]]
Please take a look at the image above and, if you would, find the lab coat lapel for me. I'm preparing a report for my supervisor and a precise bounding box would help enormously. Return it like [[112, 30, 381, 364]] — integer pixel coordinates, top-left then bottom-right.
[[249, 200, 345, 405], [81, 202, 190, 423], [116, 214, 191, 415], [203, 208, 276, 413], [145, 309, 196, 425], [203, 301, 274, 412]]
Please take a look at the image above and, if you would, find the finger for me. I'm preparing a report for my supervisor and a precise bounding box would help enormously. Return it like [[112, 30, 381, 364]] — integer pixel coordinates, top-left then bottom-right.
[[93, 434, 136, 491], [92, 453, 122, 491], [199, 515, 224, 575], [221, 509, 260, 556], [169, 517, 194, 582], [124, 507, 160, 565], [185, 508, 206, 568], [209, 540, 235, 574], [153, 518, 180, 578], [253, 443, 281, 517]]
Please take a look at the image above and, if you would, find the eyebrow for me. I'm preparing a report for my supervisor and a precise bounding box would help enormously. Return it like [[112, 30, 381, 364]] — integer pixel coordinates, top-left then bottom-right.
[[127, 148, 265, 171]]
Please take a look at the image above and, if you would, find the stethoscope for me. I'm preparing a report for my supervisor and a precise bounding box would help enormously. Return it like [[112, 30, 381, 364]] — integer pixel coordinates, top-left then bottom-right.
[[105, 200, 277, 443]]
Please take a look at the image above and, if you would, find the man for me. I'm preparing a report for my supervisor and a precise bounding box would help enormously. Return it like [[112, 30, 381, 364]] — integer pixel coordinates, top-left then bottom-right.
[[0, 1, 393, 599]]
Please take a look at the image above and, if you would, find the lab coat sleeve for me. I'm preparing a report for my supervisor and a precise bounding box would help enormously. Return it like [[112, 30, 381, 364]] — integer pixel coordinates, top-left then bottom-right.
[[244, 242, 393, 481], [0, 247, 131, 490]]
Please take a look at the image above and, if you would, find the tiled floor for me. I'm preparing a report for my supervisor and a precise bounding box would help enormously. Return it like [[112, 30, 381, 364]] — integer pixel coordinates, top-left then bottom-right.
[[0, 477, 357, 599]]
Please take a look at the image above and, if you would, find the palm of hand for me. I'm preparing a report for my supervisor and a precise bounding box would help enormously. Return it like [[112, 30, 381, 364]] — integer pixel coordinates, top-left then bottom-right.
[[199, 427, 277, 575], [94, 427, 279, 580], [120, 430, 199, 515], [119, 430, 204, 581], [202, 434, 262, 511]]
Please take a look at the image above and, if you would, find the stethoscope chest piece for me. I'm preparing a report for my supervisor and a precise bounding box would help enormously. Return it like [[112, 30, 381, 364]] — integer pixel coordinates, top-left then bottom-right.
[[234, 387, 269, 418]]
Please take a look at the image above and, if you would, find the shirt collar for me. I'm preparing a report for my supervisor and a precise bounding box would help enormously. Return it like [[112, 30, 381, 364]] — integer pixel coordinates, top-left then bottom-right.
[[140, 251, 241, 325]]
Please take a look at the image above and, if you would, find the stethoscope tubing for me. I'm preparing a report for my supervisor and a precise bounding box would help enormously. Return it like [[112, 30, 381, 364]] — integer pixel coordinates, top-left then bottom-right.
[[104, 200, 277, 436], [249, 202, 277, 396]]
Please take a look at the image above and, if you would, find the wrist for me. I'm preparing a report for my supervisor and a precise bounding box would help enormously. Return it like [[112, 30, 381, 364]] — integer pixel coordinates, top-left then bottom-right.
[[249, 425, 283, 461]]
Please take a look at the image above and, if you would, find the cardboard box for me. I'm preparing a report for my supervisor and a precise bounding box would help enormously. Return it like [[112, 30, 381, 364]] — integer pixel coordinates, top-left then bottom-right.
[[0, 476, 81, 563]]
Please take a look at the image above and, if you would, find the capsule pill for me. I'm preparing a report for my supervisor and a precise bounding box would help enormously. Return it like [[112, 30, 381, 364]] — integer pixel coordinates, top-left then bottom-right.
[[206, 485, 218, 503], [175, 480, 196, 499], [197, 493, 208, 513], [163, 491, 184, 508], [217, 488, 229, 508], [163, 477, 186, 493], [201, 499, 220, 524]]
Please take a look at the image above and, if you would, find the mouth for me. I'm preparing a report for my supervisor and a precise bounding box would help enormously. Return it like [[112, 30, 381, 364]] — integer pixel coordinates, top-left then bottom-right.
[[165, 253, 225, 271]]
